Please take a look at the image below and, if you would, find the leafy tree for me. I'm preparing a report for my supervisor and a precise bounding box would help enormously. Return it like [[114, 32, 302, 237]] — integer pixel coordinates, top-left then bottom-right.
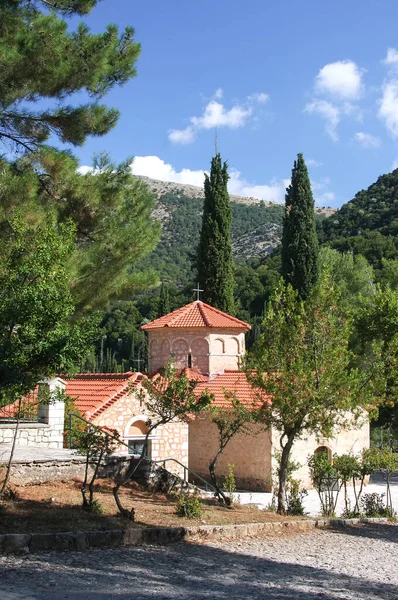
[[0, 2, 159, 313], [209, 393, 257, 506], [0, 214, 96, 495], [248, 273, 371, 514], [72, 422, 121, 511], [112, 363, 212, 519], [281, 153, 319, 299], [0, 0, 140, 154], [197, 154, 235, 313]]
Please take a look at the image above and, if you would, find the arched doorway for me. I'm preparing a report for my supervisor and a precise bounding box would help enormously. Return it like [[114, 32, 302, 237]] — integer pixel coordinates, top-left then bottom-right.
[[314, 445, 332, 461]]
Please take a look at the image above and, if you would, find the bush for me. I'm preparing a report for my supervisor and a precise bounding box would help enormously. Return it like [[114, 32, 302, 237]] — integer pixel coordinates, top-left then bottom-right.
[[175, 493, 203, 519], [223, 464, 237, 502], [360, 493, 388, 518], [286, 479, 307, 516]]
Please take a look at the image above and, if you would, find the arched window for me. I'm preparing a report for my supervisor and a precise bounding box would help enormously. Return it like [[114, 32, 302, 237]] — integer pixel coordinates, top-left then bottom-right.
[[314, 446, 332, 461], [124, 416, 153, 458]]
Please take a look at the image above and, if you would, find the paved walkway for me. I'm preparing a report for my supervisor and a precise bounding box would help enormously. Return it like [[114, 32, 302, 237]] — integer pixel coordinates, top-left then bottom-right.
[[1, 524, 398, 599], [0, 445, 81, 462]]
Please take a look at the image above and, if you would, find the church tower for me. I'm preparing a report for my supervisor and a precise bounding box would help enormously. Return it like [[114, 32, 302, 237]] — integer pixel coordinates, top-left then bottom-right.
[[141, 301, 251, 377]]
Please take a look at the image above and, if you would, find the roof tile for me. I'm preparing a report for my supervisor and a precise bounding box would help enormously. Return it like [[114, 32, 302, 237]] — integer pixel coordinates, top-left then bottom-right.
[[141, 301, 251, 331]]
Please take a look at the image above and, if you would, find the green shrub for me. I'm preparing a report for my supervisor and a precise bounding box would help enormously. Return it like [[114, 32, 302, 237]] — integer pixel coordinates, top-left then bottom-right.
[[360, 493, 389, 518], [286, 479, 307, 516], [223, 464, 237, 500], [176, 493, 203, 519]]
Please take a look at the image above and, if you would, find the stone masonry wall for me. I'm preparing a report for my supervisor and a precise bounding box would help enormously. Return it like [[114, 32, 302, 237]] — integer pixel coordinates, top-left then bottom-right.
[[147, 328, 246, 376], [272, 414, 370, 489], [0, 423, 62, 449], [189, 418, 272, 491], [93, 391, 189, 479]]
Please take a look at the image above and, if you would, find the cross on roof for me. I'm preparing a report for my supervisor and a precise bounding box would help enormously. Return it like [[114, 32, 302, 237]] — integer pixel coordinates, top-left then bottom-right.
[[193, 283, 203, 301], [133, 356, 144, 371]]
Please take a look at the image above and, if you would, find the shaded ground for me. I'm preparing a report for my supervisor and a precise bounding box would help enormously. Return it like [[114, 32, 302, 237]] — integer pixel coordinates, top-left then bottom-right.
[[1, 524, 397, 599], [0, 479, 302, 534]]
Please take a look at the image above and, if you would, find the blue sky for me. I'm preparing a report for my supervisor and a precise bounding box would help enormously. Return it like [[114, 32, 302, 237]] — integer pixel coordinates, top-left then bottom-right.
[[75, 0, 398, 207]]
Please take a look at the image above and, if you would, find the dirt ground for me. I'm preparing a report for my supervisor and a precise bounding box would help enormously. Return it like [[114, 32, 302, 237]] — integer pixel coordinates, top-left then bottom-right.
[[0, 479, 305, 534]]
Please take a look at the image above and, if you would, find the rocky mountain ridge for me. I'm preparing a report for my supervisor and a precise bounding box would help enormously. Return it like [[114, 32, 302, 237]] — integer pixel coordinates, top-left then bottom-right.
[[138, 175, 335, 216]]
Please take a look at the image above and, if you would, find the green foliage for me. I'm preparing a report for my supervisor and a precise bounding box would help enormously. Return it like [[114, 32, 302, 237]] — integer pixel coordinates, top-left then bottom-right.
[[0, 214, 96, 405], [209, 393, 257, 505], [72, 423, 120, 510], [223, 464, 237, 498], [197, 153, 235, 313], [286, 479, 307, 516], [158, 281, 171, 317], [0, 0, 140, 153], [282, 153, 319, 299], [248, 272, 370, 514], [175, 492, 203, 519], [308, 451, 339, 517], [360, 493, 388, 518]]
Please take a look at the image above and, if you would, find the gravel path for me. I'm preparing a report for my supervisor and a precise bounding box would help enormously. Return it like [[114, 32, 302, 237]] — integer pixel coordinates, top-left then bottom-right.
[[1, 524, 398, 599]]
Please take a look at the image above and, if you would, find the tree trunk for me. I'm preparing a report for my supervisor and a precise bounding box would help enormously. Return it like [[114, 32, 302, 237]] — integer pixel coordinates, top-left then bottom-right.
[[0, 401, 22, 497], [277, 432, 296, 515], [209, 449, 231, 506]]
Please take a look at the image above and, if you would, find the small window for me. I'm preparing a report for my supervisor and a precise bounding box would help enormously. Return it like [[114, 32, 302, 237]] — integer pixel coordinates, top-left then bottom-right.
[[128, 440, 151, 458], [187, 353, 192, 368]]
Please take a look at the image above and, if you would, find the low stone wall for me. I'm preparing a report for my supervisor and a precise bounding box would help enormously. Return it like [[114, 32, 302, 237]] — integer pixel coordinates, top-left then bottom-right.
[[6, 455, 193, 493], [0, 518, 390, 555], [0, 423, 61, 449]]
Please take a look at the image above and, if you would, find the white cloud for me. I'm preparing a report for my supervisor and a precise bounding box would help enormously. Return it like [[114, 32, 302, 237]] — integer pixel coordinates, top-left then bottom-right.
[[77, 165, 93, 175], [168, 127, 196, 144], [130, 155, 334, 206], [304, 100, 340, 141], [392, 158, 398, 171], [131, 156, 207, 187], [378, 79, 398, 138], [354, 131, 381, 148], [247, 92, 270, 104], [383, 48, 398, 67], [168, 89, 270, 144], [307, 159, 324, 167], [315, 60, 364, 99]]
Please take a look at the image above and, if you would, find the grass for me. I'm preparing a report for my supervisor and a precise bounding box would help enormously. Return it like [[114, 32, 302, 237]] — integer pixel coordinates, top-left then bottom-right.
[[0, 479, 306, 534]]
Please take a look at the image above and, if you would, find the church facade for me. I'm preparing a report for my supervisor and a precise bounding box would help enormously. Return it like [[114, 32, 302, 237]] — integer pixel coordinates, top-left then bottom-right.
[[62, 300, 369, 490], [142, 301, 370, 490]]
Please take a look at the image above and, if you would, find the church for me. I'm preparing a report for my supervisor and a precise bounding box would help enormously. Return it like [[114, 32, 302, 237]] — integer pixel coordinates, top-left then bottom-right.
[[63, 298, 370, 491]]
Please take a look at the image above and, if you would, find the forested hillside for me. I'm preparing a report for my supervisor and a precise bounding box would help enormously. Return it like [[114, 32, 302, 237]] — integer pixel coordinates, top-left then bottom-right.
[[139, 191, 285, 284], [320, 168, 398, 272]]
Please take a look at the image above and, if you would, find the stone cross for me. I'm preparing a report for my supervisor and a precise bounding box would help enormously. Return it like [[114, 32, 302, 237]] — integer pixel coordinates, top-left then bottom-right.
[[193, 283, 203, 301]]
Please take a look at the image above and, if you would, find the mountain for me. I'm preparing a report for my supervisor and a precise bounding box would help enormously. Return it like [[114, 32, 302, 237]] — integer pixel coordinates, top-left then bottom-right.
[[320, 168, 398, 269], [138, 175, 335, 215]]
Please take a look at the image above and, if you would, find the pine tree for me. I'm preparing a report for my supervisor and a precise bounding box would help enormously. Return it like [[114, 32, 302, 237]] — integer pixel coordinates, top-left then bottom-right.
[[158, 281, 170, 317], [281, 153, 319, 299], [0, 2, 160, 313], [197, 153, 235, 314], [0, 1, 140, 154]]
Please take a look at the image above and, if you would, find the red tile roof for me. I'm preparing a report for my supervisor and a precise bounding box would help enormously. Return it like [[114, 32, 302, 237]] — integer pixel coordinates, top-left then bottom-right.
[[193, 370, 269, 408], [141, 301, 251, 331], [64, 372, 146, 419]]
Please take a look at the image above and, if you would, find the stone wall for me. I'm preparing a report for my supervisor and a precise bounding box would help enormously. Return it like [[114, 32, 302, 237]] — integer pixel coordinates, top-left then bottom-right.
[[93, 391, 189, 479], [188, 418, 272, 491], [272, 414, 370, 489], [0, 423, 62, 449], [147, 328, 246, 376]]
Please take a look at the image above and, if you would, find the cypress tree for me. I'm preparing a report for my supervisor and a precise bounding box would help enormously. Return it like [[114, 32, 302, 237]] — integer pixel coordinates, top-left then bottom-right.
[[281, 153, 319, 299], [197, 153, 235, 314], [158, 281, 170, 317]]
